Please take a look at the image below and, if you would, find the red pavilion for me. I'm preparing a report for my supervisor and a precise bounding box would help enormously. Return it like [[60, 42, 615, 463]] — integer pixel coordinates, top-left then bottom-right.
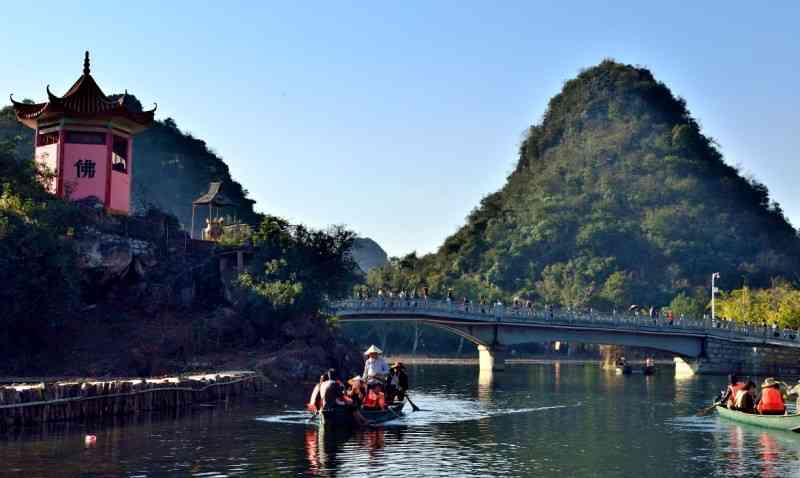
[[11, 52, 155, 215]]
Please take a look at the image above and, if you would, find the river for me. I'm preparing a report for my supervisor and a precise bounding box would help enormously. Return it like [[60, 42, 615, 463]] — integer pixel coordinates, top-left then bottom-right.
[[1, 363, 799, 477]]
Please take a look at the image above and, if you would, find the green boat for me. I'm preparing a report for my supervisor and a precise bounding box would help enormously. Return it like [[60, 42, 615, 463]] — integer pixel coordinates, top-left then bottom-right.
[[716, 405, 800, 433]]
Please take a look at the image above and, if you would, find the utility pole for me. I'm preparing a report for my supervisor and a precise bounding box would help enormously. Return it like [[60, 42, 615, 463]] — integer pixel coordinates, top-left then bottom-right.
[[711, 272, 721, 321]]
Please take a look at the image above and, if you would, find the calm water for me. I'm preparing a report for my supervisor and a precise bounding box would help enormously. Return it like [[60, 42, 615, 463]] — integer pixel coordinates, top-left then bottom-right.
[[2, 364, 800, 477]]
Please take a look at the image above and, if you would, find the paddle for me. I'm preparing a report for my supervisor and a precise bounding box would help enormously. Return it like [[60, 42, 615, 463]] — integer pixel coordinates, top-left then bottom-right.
[[696, 402, 719, 417], [405, 393, 421, 412]]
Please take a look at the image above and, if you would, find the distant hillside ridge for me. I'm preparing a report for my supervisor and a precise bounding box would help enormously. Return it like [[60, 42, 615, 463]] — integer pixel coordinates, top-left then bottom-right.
[[351, 237, 389, 273], [368, 60, 800, 309]]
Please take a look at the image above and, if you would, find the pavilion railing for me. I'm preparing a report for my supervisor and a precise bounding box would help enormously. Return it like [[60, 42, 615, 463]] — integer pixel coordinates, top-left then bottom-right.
[[329, 298, 800, 346]]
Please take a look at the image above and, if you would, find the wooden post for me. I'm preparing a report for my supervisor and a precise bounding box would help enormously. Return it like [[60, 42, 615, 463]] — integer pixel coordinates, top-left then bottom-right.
[[191, 205, 196, 240]]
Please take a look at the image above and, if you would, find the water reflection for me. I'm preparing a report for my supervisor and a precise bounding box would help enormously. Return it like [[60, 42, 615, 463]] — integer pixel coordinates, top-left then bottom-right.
[[3, 364, 800, 477], [478, 368, 494, 403]]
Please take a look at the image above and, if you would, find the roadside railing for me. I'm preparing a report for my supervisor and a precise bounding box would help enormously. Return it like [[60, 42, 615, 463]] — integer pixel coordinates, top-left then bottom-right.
[[329, 298, 800, 346]]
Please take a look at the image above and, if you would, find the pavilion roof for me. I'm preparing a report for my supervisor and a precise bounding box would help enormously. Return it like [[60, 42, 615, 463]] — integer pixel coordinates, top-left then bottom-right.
[[193, 182, 237, 207], [10, 52, 155, 132]]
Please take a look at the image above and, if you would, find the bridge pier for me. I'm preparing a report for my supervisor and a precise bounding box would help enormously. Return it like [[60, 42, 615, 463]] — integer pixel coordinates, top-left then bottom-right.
[[478, 345, 509, 372]]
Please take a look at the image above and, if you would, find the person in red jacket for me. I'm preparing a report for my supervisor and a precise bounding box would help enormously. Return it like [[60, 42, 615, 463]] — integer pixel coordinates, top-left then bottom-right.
[[720, 374, 747, 408], [363, 383, 386, 410], [757, 378, 786, 415]]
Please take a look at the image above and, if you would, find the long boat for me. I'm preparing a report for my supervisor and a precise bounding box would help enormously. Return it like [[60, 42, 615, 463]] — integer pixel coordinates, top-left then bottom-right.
[[319, 401, 405, 427], [716, 405, 800, 433]]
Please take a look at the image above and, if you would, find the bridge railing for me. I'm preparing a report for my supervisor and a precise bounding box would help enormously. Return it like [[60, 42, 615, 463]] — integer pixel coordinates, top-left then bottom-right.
[[330, 298, 800, 345]]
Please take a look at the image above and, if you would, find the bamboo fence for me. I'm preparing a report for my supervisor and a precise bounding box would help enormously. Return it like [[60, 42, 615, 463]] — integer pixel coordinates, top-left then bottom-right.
[[0, 371, 262, 430]]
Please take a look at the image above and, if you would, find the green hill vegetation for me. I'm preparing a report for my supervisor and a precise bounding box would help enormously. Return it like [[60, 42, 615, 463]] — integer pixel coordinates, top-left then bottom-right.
[[0, 113, 360, 374], [367, 60, 800, 315]]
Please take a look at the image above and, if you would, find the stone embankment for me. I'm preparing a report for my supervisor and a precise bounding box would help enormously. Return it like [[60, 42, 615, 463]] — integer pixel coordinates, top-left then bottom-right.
[[0, 371, 262, 430], [675, 338, 800, 376]]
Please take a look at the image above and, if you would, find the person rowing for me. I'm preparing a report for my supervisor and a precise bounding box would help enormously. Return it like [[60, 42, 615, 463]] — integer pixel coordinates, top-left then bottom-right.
[[731, 380, 757, 413], [386, 362, 409, 403], [719, 374, 747, 409]]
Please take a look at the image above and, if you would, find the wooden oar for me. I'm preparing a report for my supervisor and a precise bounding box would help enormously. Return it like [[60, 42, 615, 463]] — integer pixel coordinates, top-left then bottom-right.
[[405, 393, 421, 412], [696, 402, 719, 417]]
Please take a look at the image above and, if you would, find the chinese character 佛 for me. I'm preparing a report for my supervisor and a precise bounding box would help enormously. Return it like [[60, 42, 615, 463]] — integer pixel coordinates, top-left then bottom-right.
[[74, 159, 96, 178]]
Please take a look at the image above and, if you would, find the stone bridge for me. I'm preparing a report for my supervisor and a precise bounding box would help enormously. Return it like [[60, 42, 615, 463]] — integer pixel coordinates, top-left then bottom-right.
[[330, 299, 800, 375]]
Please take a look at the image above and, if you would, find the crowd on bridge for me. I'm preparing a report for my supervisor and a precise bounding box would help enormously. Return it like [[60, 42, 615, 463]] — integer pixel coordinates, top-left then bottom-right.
[[347, 287, 800, 342]]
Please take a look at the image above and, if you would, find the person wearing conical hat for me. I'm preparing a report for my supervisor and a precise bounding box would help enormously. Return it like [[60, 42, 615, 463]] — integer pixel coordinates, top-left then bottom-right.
[[363, 345, 389, 383], [757, 377, 786, 415]]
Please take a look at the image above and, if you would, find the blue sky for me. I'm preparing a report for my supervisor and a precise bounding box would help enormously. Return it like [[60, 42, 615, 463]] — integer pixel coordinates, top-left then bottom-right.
[[2, 2, 798, 256]]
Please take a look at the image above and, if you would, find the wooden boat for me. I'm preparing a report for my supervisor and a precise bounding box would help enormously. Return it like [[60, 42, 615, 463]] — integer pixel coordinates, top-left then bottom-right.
[[319, 401, 405, 427], [716, 405, 800, 433]]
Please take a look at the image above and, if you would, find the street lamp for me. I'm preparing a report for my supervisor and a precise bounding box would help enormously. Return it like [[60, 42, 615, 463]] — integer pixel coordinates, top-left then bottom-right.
[[711, 272, 721, 321]]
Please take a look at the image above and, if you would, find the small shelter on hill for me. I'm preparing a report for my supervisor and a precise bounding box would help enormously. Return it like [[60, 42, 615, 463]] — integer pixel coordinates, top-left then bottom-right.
[[191, 182, 237, 240]]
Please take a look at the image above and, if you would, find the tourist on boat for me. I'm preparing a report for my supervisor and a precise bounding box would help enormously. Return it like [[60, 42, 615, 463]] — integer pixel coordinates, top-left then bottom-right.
[[346, 376, 369, 426], [363, 345, 389, 383], [363, 382, 387, 410], [787, 381, 800, 412], [386, 362, 409, 402], [320, 371, 347, 410], [720, 374, 747, 408], [757, 378, 786, 415], [307, 374, 326, 413], [731, 381, 757, 413]]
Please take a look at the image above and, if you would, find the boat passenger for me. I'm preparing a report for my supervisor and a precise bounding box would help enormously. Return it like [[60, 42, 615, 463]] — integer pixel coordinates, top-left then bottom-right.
[[720, 374, 747, 408], [386, 362, 409, 402], [346, 376, 369, 426], [787, 381, 800, 412], [363, 382, 387, 411], [320, 371, 347, 410], [757, 378, 786, 415], [307, 374, 326, 413], [732, 381, 757, 413], [363, 345, 389, 384]]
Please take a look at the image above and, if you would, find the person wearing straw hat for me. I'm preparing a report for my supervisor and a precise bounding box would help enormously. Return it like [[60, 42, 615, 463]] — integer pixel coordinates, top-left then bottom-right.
[[363, 345, 389, 384], [757, 377, 786, 415], [386, 362, 409, 402]]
